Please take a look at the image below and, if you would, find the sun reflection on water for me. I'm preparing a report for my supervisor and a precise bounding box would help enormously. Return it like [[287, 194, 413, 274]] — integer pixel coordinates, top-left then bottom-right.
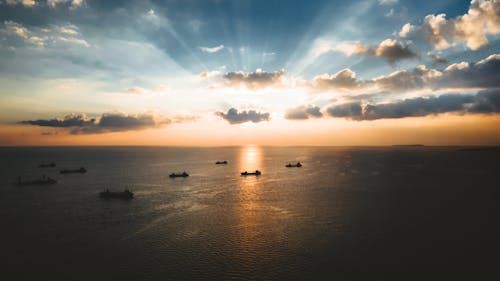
[[238, 144, 262, 174], [235, 145, 265, 263]]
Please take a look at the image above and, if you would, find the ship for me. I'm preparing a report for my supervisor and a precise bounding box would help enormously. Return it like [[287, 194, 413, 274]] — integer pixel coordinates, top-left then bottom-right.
[[241, 170, 261, 176], [17, 175, 57, 185], [99, 189, 134, 199], [286, 162, 302, 168], [39, 162, 56, 168], [60, 167, 87, 174], [215, 161, 228, 164], [169, 171, 189, 178]]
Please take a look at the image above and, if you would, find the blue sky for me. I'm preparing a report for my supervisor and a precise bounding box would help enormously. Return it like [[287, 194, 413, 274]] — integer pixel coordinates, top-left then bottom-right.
[[0, 0, 499, 145]]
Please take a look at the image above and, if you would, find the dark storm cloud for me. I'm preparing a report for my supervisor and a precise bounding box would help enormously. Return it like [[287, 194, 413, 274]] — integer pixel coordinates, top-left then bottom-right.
[[285, 105, 323, 120], [323, 90, 500, 121], [19, 112, 174, 134], [215, 108, 270, 124]]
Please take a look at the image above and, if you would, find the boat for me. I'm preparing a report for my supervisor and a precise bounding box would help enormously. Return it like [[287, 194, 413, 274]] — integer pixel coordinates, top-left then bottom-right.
[[286, 162, 302, 168], [215, 161, 228, 164], [99, 189, 134, 199], [60, 167, 86, 174], [17, 175, 57, 185], [39, 162, 56, 168], [169, 172, 189, 178], [241, 170, 261, 176]]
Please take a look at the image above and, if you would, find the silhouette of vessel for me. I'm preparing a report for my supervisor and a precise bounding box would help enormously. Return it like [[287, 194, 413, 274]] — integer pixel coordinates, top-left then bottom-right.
[[60, 167, 86, 174], [286, 162, 302, 168], [99, 189, 134, 199], [169, 172, 189, 178], [215, 161, 228, 164], [17, 175, 57, 185], [39, 162, 56, 168], [241, 170, 261, 176]]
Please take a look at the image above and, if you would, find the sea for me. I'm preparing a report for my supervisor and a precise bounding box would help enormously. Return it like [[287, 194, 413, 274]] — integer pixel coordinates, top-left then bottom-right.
[[0, 146, 498, 280]]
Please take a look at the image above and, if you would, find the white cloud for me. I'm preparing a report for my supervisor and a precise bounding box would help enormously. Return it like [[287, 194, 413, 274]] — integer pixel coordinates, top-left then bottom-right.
[[398, 23, 414, 37], [57, 36, 90, 47], [199, 44, 224, 53], [419, 0, 500, 50], [58, 24, 79, 35]]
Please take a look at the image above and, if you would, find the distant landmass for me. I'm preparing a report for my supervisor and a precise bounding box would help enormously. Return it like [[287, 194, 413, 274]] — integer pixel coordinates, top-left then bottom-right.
[[392, 144, 425, 147]]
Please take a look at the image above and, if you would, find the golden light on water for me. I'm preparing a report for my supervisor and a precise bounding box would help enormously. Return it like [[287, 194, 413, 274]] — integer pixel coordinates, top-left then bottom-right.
[[238, 144, 262, 173], [235, 145, 265, 260]]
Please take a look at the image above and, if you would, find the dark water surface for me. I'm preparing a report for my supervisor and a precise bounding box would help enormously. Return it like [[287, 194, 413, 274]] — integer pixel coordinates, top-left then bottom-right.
[[1, 146, 499, 280]]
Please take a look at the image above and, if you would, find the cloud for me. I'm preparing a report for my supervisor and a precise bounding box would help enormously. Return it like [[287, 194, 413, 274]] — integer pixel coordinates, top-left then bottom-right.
[[311, 40, 370, 58], [4, 0, 35, 7], [309, 53, 499, 93], [222, 69, 286, 90], [1, 20, 89, 47], [362, 94, 475, 120], [47, 0, 83, 9], [326, 102, 363, 120], [57, 36, 90, 47], [413, 0, 500, 50], [323, 90, 500, 121], [3, 20, 29, 39], [398, 23, 414, 37], [429, 54, 448, 64], [314, 39, 417, 64], [19, 111, 181, 134], [437, 54, 500, 89], [285, 105, 323, 120], [215, 108, 271, 124], [372, 65, 440, 92], [124, 86, 148, 95], [374, 39, 418, 64], [468, 89, 500, 113], [310, 69, 361, 91], [20, 113, 94, 128], [199, 44, 224, 53], [378, 0, 398, 5]]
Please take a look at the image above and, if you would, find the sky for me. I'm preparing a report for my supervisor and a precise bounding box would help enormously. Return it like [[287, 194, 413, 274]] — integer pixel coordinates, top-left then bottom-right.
[[0, 0, 499, 146]]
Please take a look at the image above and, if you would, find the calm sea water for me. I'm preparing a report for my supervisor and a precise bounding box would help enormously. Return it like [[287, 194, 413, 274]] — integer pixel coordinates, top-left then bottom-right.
[[0, 146, 498, 280]]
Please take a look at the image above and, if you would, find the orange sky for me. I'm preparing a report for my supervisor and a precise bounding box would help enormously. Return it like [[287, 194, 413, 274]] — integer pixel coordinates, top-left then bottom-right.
[[2, 114, 499, 146]]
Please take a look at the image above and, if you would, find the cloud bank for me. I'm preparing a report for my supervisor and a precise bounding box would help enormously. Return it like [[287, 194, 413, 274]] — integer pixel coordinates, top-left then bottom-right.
[[324, 89, 500, 121], [19, 111, 185, 134], [309, 53, 500, 93]]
